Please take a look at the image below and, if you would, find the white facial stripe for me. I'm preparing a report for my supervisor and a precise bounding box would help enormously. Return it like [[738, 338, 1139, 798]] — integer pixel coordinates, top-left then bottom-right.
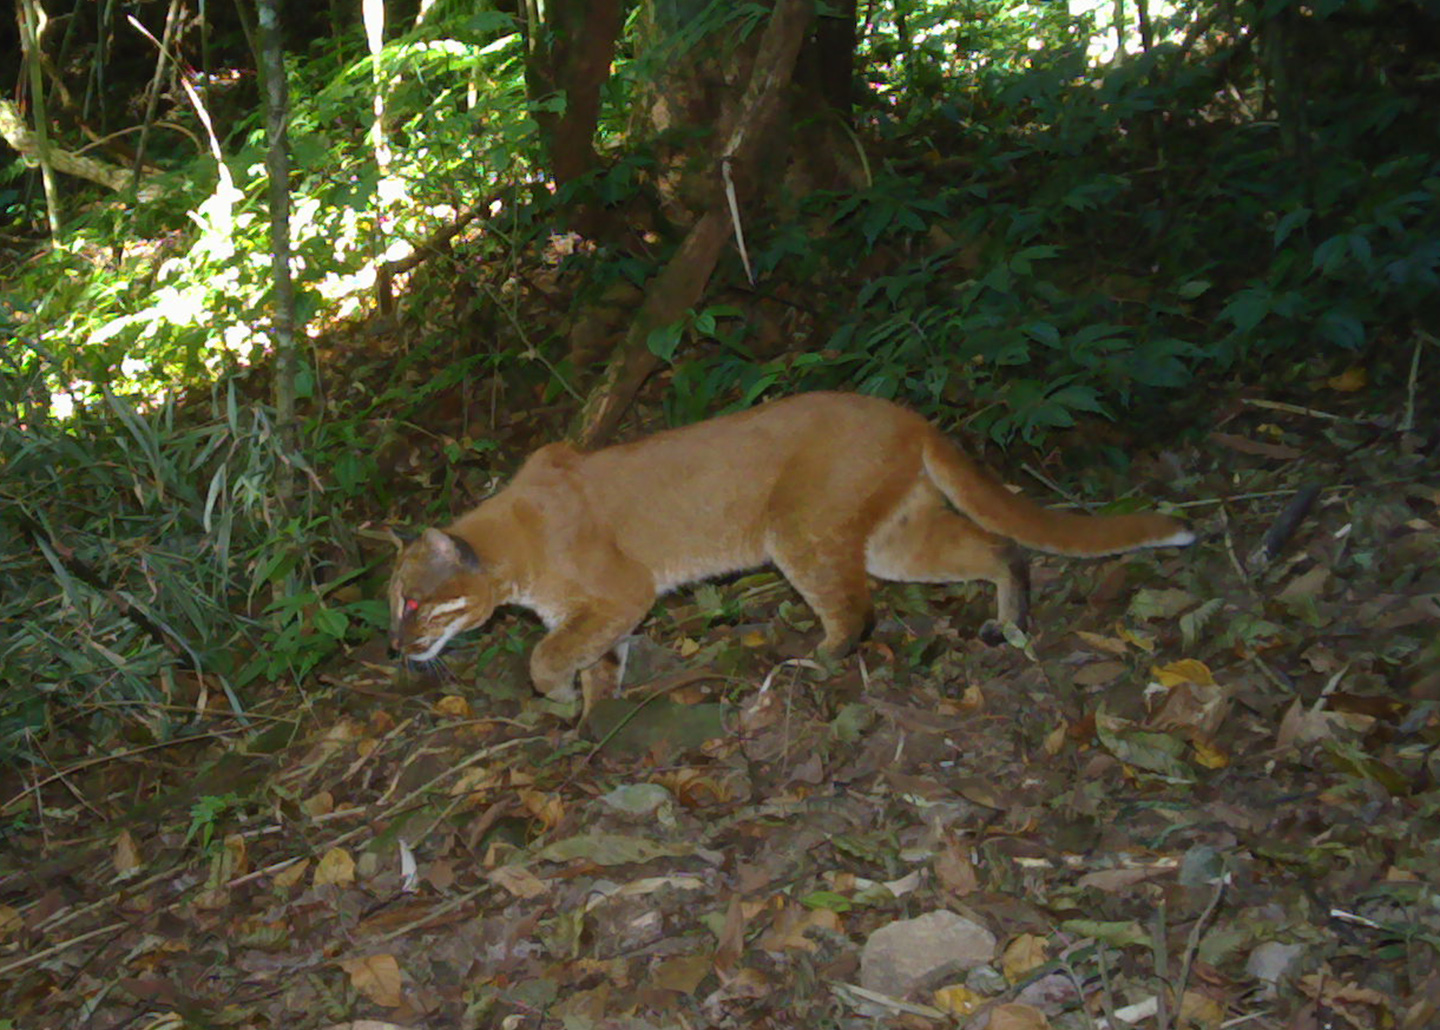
[[425, 597, 471, 617], [410, 614, 473, 662]]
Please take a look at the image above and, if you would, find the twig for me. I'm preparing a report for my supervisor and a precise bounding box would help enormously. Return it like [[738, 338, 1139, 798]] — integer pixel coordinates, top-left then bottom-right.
[[1216, 504, 1256, 596], [0, 920, 129, 978], [1153, 899, 1170, 1029], [1173, 873, 1229, 1017], [2, 730, 247, 815], [1239, 397, 1356, 423], [1245, 482, 1320, 571], [1021, 462, 1087, 508], [1401, 334, 1424, 433], [364, 882, 494, 946]]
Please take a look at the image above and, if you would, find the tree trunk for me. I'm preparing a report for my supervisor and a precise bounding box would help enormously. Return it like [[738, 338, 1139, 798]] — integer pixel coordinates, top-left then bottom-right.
[[524, 0, 624, 234], [256, 0, 300, 507], [18, 0, 61, 234], [573, 0, 816, 448]]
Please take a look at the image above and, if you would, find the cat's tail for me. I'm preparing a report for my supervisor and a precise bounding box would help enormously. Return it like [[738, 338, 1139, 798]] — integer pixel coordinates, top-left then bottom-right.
[[920, 432, 1195, 557]]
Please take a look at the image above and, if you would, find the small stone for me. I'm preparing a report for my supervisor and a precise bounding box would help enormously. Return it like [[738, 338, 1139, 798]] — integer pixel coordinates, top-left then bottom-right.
[[1245, 941, 1305, 997], [860, 910, 996, 997]]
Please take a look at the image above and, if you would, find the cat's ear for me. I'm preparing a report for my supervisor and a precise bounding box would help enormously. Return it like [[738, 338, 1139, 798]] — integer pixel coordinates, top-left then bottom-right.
[[420, 527, 482, 570]]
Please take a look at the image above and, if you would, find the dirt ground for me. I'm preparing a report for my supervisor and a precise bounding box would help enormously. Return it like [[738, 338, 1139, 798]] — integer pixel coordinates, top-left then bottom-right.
[[3, 382, 1438, 1029]]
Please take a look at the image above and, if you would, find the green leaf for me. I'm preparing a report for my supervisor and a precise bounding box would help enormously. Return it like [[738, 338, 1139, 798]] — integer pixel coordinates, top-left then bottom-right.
[[800, 891, 853, 912], [646, 322, 685, 362], [1059, 919, 1150, 948], [313, 608, 350, 640], [535, 833, 693, 865]]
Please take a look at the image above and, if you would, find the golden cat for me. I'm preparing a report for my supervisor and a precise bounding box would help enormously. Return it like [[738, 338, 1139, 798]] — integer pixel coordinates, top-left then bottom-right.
[[388, 392, 1193, 702]]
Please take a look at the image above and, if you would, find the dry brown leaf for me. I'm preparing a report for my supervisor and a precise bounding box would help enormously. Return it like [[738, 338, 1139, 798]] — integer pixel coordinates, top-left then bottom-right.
[[934, 840, 979, 895], [1001, 933, 1048, 982], [339, 953, 403, 1007], [315, 847, 356, 887], [1192, 738, 1231, 768], [1299, 969, 1389, 1028], [1149, 681, 1232, 740], [113, 829, 143, 876], [0, 903, 22, 939], [1209, 432, 1304, 460], [433, 694, 471, 718], [933, 983, 983, 1015], [1116, 625, 1157, 652], [1150, 658, 1215, 687], [302, 790, 335, 817], [988, 1002, 1051, 1029], [1077, 867, 1165, 892], [651, 951, 713, 994], [220, 832, 249, 879], [487, 864, 549, 899], [1074, 660, 1126, 687], [1327, 366, 1367, 392], [953, 776, 1007, 810], [1276, 699, 1337, 750], [518, 789, 565, 830], [1179, 988, 1226, 1028], [958, 683, 985, 711], [274, 857, 310, 889], [1074, 630, 1129, 655], [713, 895, 747, 978], [757, 902, 841, 952]]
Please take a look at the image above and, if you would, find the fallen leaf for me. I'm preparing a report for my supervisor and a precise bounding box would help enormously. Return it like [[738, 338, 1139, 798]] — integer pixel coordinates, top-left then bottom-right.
[[488, 864, 549, 899], [518, 789, 565, 830], [1209, 432, 1304, 460], [0, 904, 21, 938], [1001, 933, 1048, 982], [274, 858, 310, 889], [1074, 630, 1129, 655], [933, 983, 983, 1015], [651, 951, 712, 994], [988, 1001, 1051, 1029], [1073, 660, 1126, 687], [757, 902, 840, 952], [339, 953, 403, 1007], [1127, 588, 1198, 621], [1327, 366, 1367, 392], [302, 791, 335, 817], [315, 847, 356, 887], [934, 840, 979, 895], [535, 832, 693, 865], [433, 694, 472, 718], [1077, 867, 1167, 892], [114, 829, 144, 877], [1150, 658, 1215, 687]]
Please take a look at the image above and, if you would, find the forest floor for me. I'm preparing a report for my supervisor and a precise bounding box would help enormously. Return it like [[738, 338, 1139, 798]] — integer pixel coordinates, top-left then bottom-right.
[[3, 370, 1439, 1030]]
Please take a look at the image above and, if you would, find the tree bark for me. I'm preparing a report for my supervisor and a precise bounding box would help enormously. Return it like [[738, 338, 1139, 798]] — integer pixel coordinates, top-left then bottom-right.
[[18, 0, 61, 234], [573, 0, 816, 448], [525, 0, 623, 233], [256, 0, 300, 507]]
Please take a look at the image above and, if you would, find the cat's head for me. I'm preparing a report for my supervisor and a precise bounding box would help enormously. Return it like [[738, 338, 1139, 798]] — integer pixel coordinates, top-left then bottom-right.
[[388, 528, 498, 662]]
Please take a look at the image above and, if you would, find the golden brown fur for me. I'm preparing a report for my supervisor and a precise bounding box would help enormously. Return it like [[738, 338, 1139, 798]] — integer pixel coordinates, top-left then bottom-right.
[[388, 392, 1193, 703]]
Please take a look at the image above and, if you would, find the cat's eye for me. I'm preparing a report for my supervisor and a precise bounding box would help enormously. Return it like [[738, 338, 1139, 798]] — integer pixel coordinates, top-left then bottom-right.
[[404, 598, 420, 614]]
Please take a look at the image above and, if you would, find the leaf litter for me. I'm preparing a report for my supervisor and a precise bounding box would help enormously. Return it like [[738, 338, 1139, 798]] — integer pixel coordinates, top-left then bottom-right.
[[2, 386, 1439, 1030]]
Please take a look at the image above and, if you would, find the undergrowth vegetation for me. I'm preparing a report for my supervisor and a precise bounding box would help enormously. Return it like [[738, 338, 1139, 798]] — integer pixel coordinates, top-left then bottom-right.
[[2, 0, 1437, 765]]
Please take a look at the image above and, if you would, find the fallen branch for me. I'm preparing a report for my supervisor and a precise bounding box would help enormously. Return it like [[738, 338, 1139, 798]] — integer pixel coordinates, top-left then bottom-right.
[[0, 98, 162, 201]]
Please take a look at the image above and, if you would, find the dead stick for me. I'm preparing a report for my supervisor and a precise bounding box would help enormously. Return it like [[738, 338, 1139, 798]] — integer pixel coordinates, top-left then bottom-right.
[[1246, 482, 1321, 571]]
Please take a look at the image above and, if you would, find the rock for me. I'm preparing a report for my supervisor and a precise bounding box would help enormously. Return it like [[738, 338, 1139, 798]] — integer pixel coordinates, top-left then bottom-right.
[[860, 910, 997, 997], [1246, 940, 1305, 997]]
